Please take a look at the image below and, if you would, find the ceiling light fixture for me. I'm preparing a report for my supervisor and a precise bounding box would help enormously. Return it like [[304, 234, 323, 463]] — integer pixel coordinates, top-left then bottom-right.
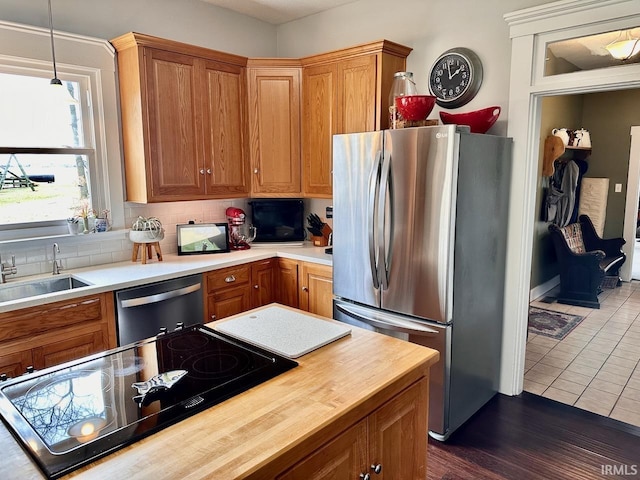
[[605, 29, 640, 61], [47, 0, 62, 86]]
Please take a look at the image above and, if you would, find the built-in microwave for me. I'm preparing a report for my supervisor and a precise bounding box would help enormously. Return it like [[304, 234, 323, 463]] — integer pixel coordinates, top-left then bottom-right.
[[248, 199, 305, 243]]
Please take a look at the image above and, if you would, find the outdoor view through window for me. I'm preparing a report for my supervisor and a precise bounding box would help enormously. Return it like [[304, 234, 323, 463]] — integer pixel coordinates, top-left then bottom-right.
[[0, 72, 92, 227]]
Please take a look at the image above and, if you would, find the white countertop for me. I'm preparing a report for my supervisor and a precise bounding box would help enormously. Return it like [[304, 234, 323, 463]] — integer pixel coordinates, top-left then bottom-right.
[[0, 244, 332, 313]]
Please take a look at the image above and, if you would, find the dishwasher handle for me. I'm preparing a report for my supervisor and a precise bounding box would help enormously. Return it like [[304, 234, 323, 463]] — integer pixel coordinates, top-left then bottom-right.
[[119, 282, 201, 308], [335, 302, 441, 337]]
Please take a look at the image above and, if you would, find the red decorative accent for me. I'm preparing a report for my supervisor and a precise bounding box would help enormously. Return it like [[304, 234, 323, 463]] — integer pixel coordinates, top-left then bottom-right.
[[439, 106, 501, 134], [395, 95, 436, 121]]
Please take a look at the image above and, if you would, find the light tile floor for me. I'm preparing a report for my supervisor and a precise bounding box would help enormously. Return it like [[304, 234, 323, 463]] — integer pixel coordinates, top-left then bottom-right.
[[525, 280, 640, 427]]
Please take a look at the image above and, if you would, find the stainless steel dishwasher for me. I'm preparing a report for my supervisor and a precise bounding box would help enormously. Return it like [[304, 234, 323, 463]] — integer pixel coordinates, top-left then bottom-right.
[[115, 273, 204, 346]]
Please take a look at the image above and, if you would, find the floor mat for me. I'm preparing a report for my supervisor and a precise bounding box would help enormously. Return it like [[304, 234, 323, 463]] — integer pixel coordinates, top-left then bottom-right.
[[528, 307, 584, 340]]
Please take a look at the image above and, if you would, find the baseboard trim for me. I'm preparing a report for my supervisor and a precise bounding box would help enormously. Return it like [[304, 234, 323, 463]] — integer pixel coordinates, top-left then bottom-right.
[[530, 275, 559, 302]]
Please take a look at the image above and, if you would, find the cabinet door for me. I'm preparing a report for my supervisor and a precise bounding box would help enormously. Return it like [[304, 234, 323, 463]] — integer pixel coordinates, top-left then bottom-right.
[[207, 287, 252, 322], [302, 63, 337, 197], [300, 263, 333, 318], [0, 350, 33, 379], [32, 330, 107, 370], [368, 379, 428, 479], [336, 55, 377, 135], [277, 419, 368, 480], [276, 258, 299, 308], [248, 67, 301, 195], [251, 258, 276, 308], [202, 60, 249, 197], [145, 48, 204, 199]]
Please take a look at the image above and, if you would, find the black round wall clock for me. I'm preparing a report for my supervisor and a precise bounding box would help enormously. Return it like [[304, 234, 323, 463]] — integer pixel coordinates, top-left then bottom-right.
[[428, 47, 483, 109]]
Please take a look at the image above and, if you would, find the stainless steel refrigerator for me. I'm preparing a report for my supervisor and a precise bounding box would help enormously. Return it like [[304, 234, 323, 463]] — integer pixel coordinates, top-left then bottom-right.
[[332, 125, 512, 441]]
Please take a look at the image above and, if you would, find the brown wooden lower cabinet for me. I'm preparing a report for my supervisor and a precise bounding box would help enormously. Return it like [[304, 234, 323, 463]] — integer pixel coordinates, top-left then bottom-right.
[[300, 262, 333, 318], [276, 258, 333, 317], [277, 377, 428, 479], [205, 258, 276, 322], [276, 258, 300, 308], [0, 292, 116, 377], [32, 330, 107, 370], [0, 350, 33, 379]]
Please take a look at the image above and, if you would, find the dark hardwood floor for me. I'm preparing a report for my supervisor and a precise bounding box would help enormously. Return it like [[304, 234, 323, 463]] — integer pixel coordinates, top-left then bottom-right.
[[427, 392, 640, 479]]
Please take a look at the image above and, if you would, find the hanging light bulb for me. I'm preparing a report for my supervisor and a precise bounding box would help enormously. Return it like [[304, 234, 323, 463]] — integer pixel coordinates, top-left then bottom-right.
[[46, 0, 78, 105], [47, 0, 62, 86], [605, 29, 640, 61]]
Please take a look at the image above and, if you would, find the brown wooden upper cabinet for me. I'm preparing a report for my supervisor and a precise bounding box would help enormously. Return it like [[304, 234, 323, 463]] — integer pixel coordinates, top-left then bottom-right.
[[247, 60, 302, 196], [112, 34, 410, 201], [301, 41, 412, 198], [111, 33, 250, 203]]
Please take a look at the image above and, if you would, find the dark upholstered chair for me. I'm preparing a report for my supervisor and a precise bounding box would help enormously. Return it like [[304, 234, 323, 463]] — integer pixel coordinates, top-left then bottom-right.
[[548, 214, 626, 309]]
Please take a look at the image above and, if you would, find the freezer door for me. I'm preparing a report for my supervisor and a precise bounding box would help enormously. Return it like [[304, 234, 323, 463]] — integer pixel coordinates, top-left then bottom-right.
[[332, 131, 384, 308], [333, 300, 451, 438], [381, 126, 458, 323]]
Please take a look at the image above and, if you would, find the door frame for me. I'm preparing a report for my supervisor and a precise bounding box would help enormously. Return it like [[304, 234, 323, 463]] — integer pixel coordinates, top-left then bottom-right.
[[622, 126, 640, 281], [502, 0, 640, 395]]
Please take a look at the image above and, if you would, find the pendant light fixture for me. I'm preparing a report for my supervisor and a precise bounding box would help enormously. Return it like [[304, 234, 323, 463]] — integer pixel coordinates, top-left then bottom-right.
[[605, 29, 640, 61], [47, 0, 62, 86]]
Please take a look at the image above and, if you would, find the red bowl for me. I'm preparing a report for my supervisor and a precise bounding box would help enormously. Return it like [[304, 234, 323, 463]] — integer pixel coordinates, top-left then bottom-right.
[[395, 95, 436, 121], [439, 106, 501, 134]]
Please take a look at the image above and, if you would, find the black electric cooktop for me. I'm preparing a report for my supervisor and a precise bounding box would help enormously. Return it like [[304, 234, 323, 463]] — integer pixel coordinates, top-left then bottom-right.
[[0, 324, 297, 479]]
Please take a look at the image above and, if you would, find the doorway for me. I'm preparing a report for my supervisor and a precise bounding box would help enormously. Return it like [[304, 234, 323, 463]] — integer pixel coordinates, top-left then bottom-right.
[[523, 91, 640, 427], [503, 1, 640, 401]]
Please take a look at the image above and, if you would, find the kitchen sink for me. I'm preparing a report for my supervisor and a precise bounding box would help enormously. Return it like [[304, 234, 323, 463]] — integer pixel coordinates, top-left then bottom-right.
[[0, 276, 90, 303]]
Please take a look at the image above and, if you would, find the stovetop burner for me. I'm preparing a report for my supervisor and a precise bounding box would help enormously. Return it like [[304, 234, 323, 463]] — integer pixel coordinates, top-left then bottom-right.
[[0, 324, 297, 479]]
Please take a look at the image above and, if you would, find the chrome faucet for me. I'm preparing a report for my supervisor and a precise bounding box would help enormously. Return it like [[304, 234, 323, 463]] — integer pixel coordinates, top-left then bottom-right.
[[0, 254, 18, 283], [52, 243, 62, 275]]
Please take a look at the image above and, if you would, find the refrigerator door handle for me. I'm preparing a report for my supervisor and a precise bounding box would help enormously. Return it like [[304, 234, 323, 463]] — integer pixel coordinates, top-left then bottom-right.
[[368, 150, 383, 289], [336, 303, 441, 337], [378, 150, 392, 289]]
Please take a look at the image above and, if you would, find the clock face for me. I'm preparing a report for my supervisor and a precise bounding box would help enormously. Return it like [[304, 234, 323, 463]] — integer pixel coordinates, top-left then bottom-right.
[[429, 48, 483, 109]]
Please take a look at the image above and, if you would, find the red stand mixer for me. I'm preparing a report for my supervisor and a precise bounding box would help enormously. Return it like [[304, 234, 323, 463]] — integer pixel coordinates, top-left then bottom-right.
[[226, 207, 257, 250]]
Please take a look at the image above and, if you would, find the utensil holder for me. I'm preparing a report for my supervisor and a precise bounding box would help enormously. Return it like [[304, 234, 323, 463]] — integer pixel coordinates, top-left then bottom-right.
[[311, 225, 333, 247], [311, 235, 329, 247]]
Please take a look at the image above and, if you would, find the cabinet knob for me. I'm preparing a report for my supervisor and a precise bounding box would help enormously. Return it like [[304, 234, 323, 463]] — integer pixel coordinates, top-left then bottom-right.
[[302, 286, 309, 292], [211, 314, 216, 321], [206, 168, 212, 174], [359, 474, 370, 480], [371, 464, 382, 474], [253, 168, 259, 174], [254, 284, 259, 289], [199, 169, 205, 175], [225, 275, 236, 283]]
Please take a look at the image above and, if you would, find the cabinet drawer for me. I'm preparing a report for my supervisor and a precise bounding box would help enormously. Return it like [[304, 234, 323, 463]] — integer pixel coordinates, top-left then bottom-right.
[[206, 265, 251, 293], [0, 295, 104, 343]]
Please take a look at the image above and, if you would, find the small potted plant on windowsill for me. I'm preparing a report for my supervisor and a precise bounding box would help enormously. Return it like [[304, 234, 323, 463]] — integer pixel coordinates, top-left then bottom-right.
[[129, 216, 164, 243]]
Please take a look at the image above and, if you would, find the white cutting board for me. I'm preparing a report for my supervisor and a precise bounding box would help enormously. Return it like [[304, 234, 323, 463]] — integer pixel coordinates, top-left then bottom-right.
[[213, 306, 351, 358]]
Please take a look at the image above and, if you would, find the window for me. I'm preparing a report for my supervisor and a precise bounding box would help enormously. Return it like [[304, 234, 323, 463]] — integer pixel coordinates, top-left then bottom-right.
[[0, 20, 123, 242], [544, 27, 640, 77], [0, 71, 97, 227]]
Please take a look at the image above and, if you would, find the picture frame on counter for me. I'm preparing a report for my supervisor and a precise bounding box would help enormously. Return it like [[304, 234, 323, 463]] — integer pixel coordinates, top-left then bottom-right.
[[176, 223, 229, 255]]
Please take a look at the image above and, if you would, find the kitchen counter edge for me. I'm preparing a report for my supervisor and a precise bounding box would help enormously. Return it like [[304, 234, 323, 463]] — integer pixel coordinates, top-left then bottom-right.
[[0, 245, 332, 314]]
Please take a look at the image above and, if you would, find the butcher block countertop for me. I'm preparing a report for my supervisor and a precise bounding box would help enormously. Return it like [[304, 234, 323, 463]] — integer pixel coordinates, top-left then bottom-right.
[[1, 305, 439, 480]]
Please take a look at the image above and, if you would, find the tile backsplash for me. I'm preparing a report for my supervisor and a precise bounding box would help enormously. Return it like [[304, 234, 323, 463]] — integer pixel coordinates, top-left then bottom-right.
[[1, 199, 246, 280]]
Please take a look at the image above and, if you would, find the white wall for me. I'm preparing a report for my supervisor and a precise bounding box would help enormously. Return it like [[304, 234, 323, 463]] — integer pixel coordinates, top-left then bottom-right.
[[277, 0, 552, 136], [0, 0, 277, 57]]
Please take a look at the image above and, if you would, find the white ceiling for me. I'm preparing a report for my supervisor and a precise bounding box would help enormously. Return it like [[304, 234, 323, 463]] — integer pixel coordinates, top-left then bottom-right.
[[198, 0, 358, 24]]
